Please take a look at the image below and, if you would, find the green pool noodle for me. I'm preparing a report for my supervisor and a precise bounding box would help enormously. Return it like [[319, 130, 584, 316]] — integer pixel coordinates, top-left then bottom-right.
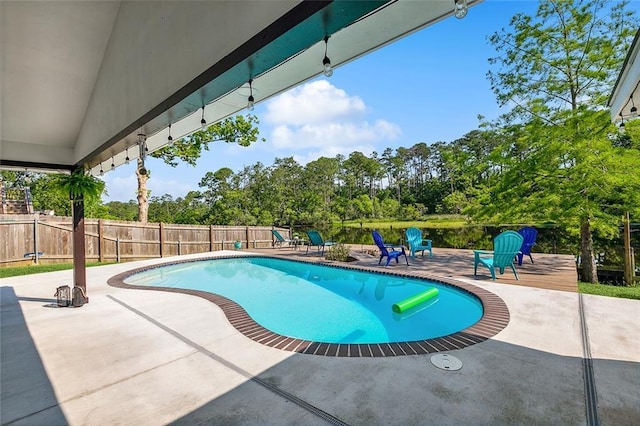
[[392, 287, 439, 313]]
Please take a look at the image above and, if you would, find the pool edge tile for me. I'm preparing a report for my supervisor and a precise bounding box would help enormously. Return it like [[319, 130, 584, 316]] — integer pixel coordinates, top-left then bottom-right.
[[106, 254, 510, 357]]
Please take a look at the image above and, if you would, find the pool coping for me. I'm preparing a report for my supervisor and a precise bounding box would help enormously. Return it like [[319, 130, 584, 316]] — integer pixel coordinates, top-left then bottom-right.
[[107, 253, 509, 357]]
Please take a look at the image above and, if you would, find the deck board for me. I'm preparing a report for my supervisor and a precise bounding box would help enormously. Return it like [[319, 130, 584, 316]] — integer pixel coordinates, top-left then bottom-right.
[[251, 245, 578, 293]]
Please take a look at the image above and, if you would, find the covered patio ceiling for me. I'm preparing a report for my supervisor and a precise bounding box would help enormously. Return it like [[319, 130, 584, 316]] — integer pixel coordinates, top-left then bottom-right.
[[1, 1, 482, 175], [609, 29, 640, 123]]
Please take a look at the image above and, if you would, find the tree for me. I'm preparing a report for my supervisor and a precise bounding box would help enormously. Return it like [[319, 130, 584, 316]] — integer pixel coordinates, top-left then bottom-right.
[[268, 157, 305, 226], [132, 114, 264, 223], [485, 0, 639, 282], [148, 194, 181, 223], [304, 157, 340, 209], [135, 158, 150, 223], [104, 200, 138, 221], [1, 171, 108, 218]]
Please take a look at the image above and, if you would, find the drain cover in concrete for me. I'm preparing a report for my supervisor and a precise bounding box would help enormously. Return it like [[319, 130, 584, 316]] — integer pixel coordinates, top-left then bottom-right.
[[430, 354, 462, 371]]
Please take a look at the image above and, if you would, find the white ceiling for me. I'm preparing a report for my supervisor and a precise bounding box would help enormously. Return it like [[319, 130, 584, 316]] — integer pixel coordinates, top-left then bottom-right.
[[608, 29, 640, 122], [1, 0, 482, 174], [2, 1, 121, 166]]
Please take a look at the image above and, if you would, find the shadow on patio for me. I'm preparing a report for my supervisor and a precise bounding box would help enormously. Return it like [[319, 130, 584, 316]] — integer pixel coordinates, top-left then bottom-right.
[[1, 286, 67, 425]]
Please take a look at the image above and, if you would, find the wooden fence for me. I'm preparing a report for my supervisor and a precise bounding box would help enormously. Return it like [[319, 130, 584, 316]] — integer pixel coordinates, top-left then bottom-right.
[[0, 215, 289, 266]]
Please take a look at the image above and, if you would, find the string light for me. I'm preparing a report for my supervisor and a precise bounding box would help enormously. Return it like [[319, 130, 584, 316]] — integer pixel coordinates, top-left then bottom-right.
[[200, 106, 207, 130], [247, 79, 255, 111], [167, 123, 173, 146], [619, 81, 640, 122], [322, 35, 333, 77], [454, 0, 468, 19]]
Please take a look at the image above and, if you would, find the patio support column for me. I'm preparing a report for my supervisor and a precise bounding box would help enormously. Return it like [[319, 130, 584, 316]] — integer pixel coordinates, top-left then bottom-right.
[[73, 193, 87, 294]]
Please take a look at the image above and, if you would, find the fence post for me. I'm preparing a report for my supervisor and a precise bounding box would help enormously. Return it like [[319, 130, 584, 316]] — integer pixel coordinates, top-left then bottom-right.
[[0, 182, 6, 214], [210, 225, 214, 252], [159, 222, 165, 258], [33, 216, 39, 264], [116, 238, 121, 263], [178, 237, 182, 256], [98, 219, 104, 262], [623, 212, 633, 285]]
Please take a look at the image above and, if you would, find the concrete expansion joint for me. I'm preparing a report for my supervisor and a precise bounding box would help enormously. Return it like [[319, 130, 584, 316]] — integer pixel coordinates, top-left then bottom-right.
[[2, 403, 62, 425], [578, 293, 600, 426], [56, 351, 198, 409], [106, 295, 350, 426]]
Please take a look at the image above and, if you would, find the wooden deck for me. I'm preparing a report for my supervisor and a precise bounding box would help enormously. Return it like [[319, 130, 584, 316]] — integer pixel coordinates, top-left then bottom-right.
[[249, 245, 579, 293]]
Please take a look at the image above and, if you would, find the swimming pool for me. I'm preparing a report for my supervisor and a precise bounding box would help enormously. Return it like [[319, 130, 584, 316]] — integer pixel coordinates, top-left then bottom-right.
[[124, 256, 482, 343], [109, 255, 509, 356]]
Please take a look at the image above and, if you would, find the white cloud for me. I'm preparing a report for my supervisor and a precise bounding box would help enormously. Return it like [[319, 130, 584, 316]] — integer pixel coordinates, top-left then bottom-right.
[[264, 80, 366, 126], [270, 120, 400, 150], [264, 80, 401, 162]]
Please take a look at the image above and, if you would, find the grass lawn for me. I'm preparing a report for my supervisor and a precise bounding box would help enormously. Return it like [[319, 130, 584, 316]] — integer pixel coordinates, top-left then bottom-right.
[[340, 215, 469, 229], [338, 215, 551, 230], [0, 262, 114, 279], [578, 281, 640, 300]]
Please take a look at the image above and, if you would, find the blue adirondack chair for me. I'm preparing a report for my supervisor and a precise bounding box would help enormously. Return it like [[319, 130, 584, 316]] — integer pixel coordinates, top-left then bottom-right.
[[305, 230, 335, 255], [405, 227, 433, 258], [474, 230, 524, 280], [516, 226, 538, 266], [372, 230, 409, 267]]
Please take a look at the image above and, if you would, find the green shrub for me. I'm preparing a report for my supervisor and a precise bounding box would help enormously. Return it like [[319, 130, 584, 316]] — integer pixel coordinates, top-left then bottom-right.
[[325, 243, 350, 262]]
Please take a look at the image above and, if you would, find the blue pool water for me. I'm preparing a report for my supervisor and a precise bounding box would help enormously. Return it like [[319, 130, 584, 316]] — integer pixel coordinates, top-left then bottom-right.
[[125, 257, 483, 344]]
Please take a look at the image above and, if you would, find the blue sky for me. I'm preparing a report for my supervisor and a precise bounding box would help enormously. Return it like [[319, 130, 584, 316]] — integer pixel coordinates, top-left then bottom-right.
[[99, 1, 568, 202]]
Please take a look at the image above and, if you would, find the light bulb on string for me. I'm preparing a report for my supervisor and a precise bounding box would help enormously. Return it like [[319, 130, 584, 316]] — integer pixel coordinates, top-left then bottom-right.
[[454, 0, 468, 19], [247, 79, 255, 111], [167, 123, 173, 146], [322, 35, 333, 77], [200, 106, 207, 130]]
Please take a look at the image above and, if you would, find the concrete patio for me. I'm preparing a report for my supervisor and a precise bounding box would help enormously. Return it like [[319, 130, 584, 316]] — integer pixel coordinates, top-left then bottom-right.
[[1, 249, 638, 425]]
